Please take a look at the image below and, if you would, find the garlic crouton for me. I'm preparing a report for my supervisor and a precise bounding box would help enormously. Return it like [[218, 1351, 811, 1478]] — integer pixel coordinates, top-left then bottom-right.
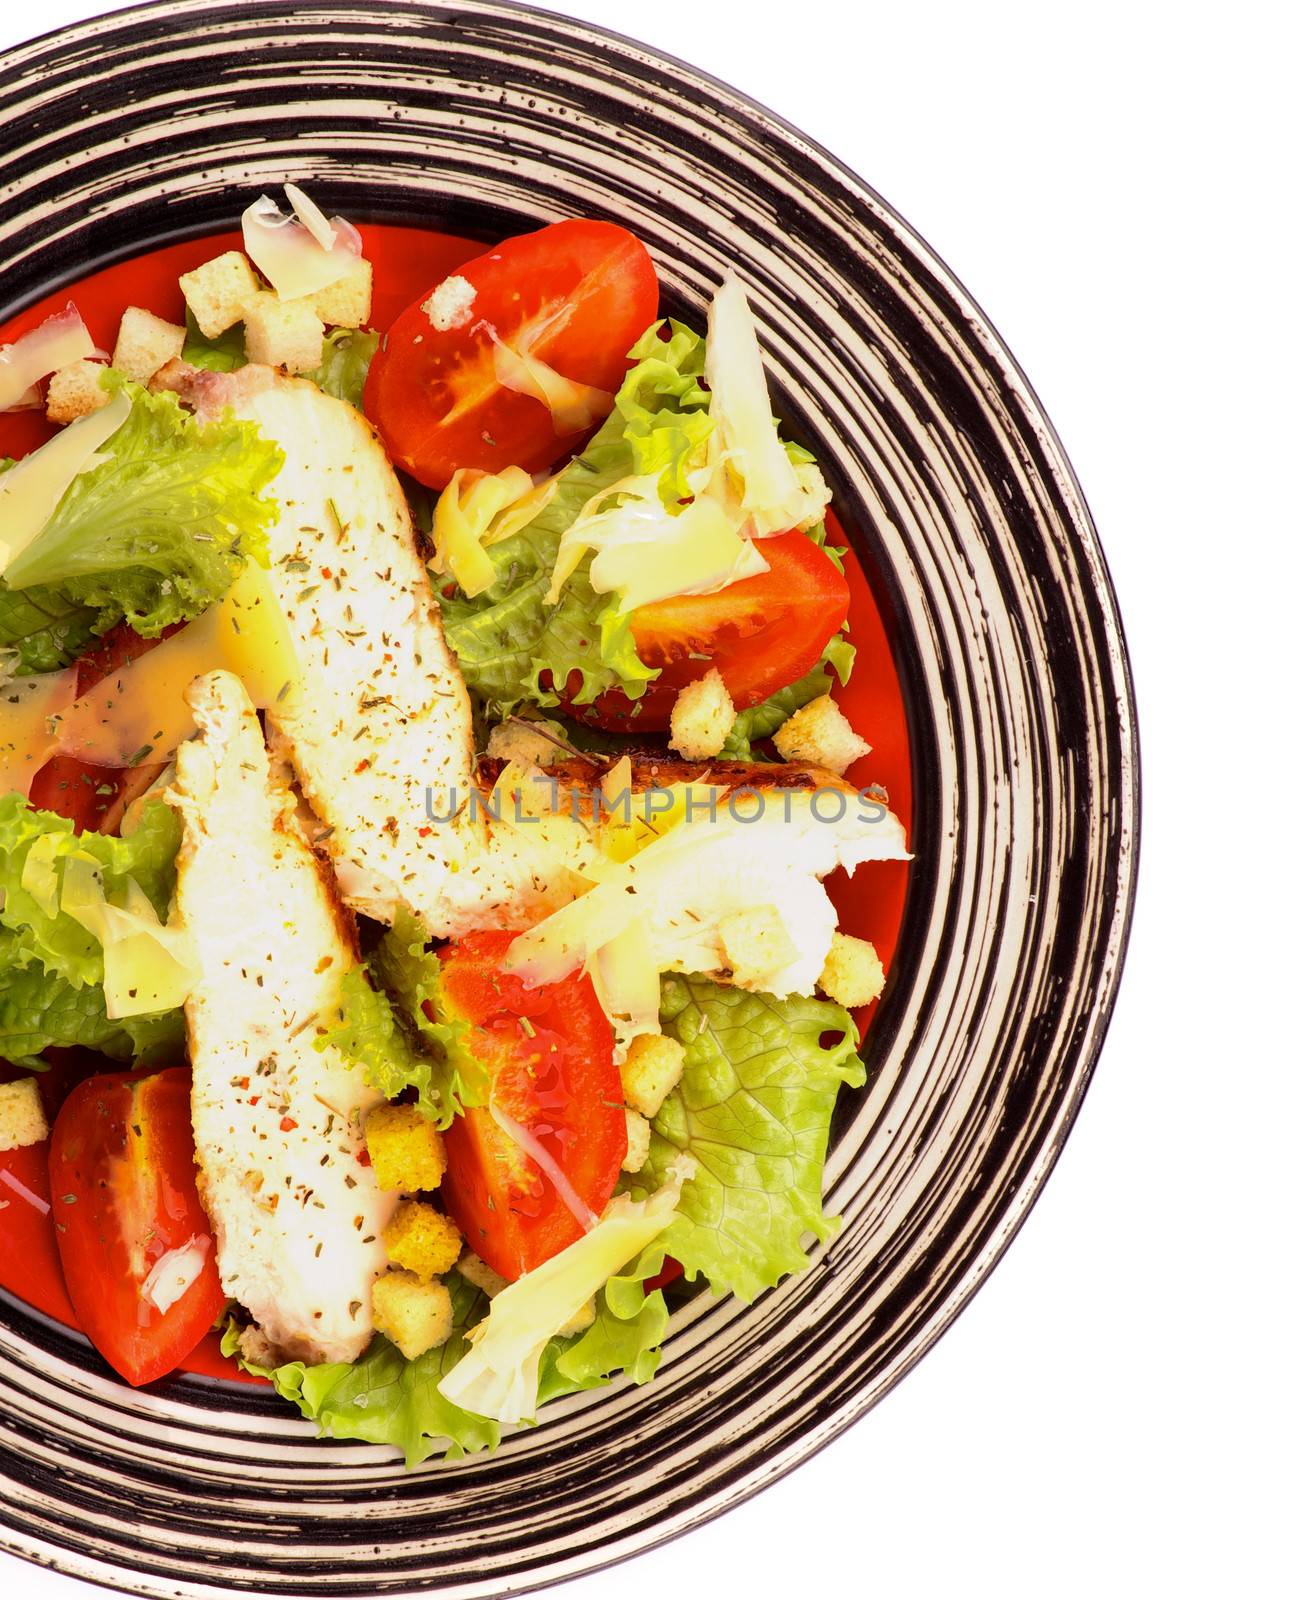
[[311, 258, 373, 327], [773, 693, 871, 776], [423, 274, 476, 332], [179, 251, 262, 339], [365, 1103, 447, 1192], [45, 360, 110, 423], [622, 1107, 651, 1174], [372, 1269, 454, 1360], [0, 1078, 48, 1152], [112, 306, 186, 383], [242, 291, 325, 374], [669, 668, 735, 760], [620, 1033, 686, 1121], [384, 1198, 462, 1278], [456, 1249, 510, 1299], [818, 931, 886, 1008], [719, 904, 800, 988]]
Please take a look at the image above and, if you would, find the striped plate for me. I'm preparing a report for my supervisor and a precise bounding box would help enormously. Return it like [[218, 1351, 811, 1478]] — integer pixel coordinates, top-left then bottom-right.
[[0, 3, 1139, 1595]]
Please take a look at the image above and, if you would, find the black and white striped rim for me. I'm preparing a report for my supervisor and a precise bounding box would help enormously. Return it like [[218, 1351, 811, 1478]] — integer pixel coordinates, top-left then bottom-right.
[[0, 3, 1139, 1595]]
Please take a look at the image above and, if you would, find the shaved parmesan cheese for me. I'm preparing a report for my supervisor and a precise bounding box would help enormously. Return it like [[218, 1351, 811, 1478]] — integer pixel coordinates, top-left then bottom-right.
[[0, 391, 131, 574], [52, 563, 300, 769], [586, 919, 662, 1057], [432, 466, 537, 598], [60, 855, 200, 1017], [242, 190, 362, 301], [0, 667, 79, 799], [546, 475, 768, 611], [507, 789, 909, 1001], [282, 183, 336, 252], [488, 327, 614, 436], [423, 275, 476, 331], [438, 1160, 692, 1424], [0, 305, 95, 413], [705, 275, 830, 536], [141, 1235, 210, 1314]]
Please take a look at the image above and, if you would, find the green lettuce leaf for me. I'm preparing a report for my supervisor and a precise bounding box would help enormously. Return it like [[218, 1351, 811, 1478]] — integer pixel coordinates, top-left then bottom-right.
[[249, 1275, 501, 1469], [306, 328, 379, 409], [0, 584, 98, 675], [1, 375, 283, 646], [0, 928, 184, 1070], [720, 633, 856, 761], [630, 974, 865, 1303], [437, 321, 716, 714], [0, 792, 182, 989], [182, 309, 246, 373], [315, 913, 481, 1129]]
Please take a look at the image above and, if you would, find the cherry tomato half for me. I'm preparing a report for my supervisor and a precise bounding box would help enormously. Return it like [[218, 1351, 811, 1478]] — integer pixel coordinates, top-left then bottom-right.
[[436, 931, 625, 1281], [567, 529, 851, 732], [48, 1067, 224, 1387], [364, 218, 659, 488], [28, 621, 174, 834]]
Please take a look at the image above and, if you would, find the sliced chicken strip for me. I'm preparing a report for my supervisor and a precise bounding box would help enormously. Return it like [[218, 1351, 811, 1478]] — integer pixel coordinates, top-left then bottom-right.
[[154, 360, 561, 939], [169, 669, 395, 1366]]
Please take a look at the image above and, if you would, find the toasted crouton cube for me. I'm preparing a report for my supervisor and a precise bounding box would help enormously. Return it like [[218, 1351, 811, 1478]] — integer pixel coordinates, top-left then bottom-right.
[[111, 306, 186, 384], [669, 668, 735, 760], [365, 1103, 447, 1192], [818, 932, 886, 1008], [557, 1298, 596, 1337], [773, 693, 871, 776], [372, 1269, 454, 1360], [310, 257, 373, 327], [242, 291, 324, 374], [620, 1032, 686, 1121], [0, 1078, 48, 1152], [719, 905, 800, 988], [456, 1249, 510, 1299], [178, 250, 262, 339], [384, 1199, 462, 1279], [45, 361, 111, 423], [622, 1108, 651, 1174]]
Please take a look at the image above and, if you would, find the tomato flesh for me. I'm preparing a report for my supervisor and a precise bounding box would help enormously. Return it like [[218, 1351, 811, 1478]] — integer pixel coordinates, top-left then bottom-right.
[[364, 218, 659, 488], [47, 1067, 224, 1386], [27, 622, 175, 833], [437, 931, 624, 1280], [569, 529, 851, 732]]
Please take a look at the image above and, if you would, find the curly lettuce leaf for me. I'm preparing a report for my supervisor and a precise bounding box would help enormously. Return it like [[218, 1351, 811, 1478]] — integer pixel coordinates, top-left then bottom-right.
[[438, 321, 716, 714], [306, 328, 378, 409], [0, 792, 181, 989], [0, 928, 184, 1070], [630, 974, 865, 1304], [721, 633, 856, 761], [316, 913, 482, 1129], [1, 375, 283, 644]]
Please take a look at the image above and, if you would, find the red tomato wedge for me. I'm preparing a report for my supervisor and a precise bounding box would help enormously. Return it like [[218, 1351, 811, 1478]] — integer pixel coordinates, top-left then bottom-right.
[[363, 218, 659, 488], [27, 622, 174, 834], [47, 1067, 224, 1387], [436, 931, 625, 1281], [568, 529, 851, 732]]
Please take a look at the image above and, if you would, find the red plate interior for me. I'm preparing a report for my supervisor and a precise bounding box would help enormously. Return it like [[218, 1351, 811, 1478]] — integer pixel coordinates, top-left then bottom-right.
[[0, 225, 912, 1385]]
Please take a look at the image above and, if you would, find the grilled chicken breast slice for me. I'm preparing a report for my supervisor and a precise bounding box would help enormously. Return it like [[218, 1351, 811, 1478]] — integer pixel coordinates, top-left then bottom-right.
[[153, 360, 560, 938], [169, 669, 395, 1366]]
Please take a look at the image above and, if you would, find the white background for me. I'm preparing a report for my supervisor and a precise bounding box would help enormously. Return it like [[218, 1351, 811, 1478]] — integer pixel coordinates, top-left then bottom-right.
[[1, 1, 1300, 1597]]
